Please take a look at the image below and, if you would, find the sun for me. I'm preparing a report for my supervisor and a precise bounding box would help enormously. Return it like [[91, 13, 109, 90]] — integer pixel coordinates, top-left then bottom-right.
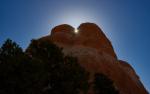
[[74, 28, 79, 33]]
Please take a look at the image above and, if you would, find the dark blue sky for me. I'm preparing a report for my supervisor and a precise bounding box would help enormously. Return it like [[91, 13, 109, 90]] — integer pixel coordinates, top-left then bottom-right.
[[0, 0, 150, 92]]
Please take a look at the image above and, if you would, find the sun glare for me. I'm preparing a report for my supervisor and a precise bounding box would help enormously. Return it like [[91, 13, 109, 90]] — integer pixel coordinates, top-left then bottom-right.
[[74, 28, 78, 33]]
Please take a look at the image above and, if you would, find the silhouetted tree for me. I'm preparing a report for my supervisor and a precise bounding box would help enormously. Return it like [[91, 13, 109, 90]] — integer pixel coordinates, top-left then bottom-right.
[[0, 39, 22, 57], [0, 39, 48, 94], [93, 73, 119, 94], [0, 39, 89, 94]]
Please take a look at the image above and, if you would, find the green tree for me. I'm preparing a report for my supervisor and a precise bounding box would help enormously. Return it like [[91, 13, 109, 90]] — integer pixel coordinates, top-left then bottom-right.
[[93, 73, 119, 94]]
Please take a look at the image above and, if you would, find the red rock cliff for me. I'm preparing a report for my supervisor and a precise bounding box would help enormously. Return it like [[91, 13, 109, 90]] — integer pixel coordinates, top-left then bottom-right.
[[38, 23, 148, 94]]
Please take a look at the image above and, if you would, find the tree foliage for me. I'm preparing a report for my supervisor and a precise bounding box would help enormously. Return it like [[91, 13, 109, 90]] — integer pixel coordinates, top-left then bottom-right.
[[0, 39, 88, 94], [0, 39, 22, 57]]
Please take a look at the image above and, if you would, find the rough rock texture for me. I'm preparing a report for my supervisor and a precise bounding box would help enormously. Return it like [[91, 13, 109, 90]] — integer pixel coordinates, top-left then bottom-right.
[[36, 23, 148, 94]]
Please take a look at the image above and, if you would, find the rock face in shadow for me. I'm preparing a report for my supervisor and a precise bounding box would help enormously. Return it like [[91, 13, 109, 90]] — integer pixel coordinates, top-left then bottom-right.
[[35, 23, 148, 94]]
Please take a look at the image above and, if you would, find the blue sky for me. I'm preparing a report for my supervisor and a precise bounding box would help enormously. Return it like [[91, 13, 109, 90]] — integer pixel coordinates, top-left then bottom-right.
[[0, 0, 150, 92]]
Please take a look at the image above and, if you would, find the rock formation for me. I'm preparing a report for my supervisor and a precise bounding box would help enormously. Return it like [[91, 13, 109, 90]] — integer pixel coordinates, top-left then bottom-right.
[[35, 23, 148, 94]]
